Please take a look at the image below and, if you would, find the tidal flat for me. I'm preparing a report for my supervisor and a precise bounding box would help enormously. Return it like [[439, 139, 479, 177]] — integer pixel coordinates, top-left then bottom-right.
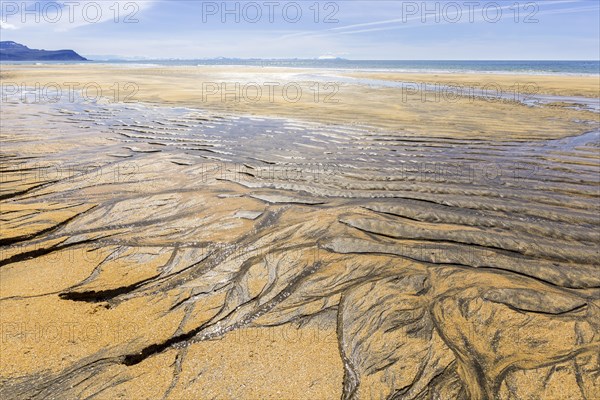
[[0, 65, 599, 399]]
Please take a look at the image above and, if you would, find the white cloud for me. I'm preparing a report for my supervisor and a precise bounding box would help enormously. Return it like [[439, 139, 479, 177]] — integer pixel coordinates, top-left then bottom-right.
[[1, 1, 157, 32], [281, 0, 588, 40], [0, 21, 18, 30]]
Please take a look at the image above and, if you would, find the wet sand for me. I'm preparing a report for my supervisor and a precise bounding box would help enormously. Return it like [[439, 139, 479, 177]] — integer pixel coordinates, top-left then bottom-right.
[[347, 71, 600, 98], [1, 65, 599, 399], [2, 65, 599, 138]]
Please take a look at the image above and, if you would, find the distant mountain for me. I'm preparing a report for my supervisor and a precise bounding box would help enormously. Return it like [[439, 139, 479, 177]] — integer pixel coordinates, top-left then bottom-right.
[[85, 55, 149, 61], [0, 41, 87, 61]]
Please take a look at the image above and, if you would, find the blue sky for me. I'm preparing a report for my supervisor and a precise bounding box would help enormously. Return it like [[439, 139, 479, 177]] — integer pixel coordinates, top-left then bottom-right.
[[1, 0, 599, 59]]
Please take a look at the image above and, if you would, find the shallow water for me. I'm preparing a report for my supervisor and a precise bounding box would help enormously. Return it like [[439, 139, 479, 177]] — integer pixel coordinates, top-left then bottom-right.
[[298, 74, 600, 112]]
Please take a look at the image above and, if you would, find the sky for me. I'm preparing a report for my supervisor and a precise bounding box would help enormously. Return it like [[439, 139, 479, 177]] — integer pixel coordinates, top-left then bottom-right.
[[1, 0, 599, 60]]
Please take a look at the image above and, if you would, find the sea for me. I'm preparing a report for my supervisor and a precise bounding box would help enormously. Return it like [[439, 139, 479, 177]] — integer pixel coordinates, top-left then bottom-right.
[[2, 60, 599, 76]]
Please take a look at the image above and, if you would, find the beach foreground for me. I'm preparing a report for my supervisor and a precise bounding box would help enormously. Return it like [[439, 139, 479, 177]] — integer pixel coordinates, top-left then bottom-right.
[[1, 65, 599, 399]]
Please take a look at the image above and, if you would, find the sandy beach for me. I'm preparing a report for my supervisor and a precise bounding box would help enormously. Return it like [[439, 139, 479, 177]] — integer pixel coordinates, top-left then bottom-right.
[[1, 65, 599, 399], [2, 65, 599, 139]]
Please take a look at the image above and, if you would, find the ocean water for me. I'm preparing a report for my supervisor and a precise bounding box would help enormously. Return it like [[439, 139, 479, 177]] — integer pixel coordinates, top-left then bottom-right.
[[2, 59, 599, 75]]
